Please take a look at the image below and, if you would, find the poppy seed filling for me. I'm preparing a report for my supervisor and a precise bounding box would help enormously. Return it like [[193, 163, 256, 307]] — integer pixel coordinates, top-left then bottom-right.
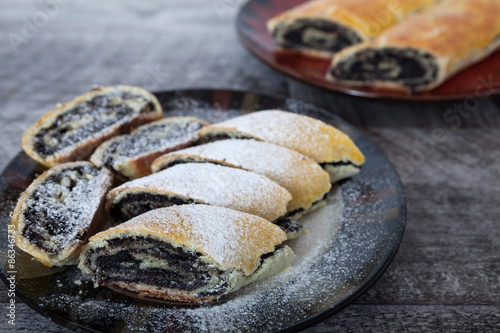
[[201, 132, 255, 144], [22, 165, 102, 255], [274, 19, 363, 53], [275, 217, 303, 234], [320, 160, 359, 168], [82, 236, 282, 298], [109, 193, 301, 236], [109, 193, 198, 223], [331, 47, 439, 89], [33, 92, 156, 157], [154, 157, 206, 172], [101, 120, 204, 175], [83, 237, 229, 296]]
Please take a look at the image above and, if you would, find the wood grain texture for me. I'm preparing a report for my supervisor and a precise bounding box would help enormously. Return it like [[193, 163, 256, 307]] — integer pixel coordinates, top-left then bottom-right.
[[302, 305, 500, 332], [0, 0, 499, 332]]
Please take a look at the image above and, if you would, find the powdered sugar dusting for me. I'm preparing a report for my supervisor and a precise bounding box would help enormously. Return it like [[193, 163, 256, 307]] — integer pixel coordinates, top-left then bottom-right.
[[177, 205, 285, 274], [105, 117, 205, 161], [107, 205, 286, 275], [159, 139, 331, 212], [21, 162, 111, 253], [206, 110, 363, 164], [113, 163, 291, 222]]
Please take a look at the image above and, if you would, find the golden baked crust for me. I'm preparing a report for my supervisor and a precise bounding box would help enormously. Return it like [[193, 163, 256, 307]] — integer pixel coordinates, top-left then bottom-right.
[[327, 0, 500, 92], [78, 205, 294, 303], [22, 85, 163, 167], [151, 139, 331, 213], [10, 162, 113, 267], [198, 110, 365, 166], [267, 0, 435, 58], [82, 205, 287, 275], [106, 162, 292, 223], [90, 117, 209, 181]]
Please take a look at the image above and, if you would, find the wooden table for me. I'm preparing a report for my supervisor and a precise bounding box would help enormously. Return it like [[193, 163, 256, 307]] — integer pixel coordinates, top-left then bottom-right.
[[1, 1, 499, 331]]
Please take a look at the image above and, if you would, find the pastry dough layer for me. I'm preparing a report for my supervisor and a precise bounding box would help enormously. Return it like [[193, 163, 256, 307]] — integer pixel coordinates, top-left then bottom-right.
[[328, 0, 500, 92], [91, 117, 208, 180], [79, 205, 294, 302], [107, 163, 292, 223], [151, 139, 331, 213], [268, 0, 435, 58], [198, 110, 365, 166], [82, 205, 288, 276]]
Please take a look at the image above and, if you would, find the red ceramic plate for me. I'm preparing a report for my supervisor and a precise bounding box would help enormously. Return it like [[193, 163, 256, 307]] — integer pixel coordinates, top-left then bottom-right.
[[236, 0, 500, 100]]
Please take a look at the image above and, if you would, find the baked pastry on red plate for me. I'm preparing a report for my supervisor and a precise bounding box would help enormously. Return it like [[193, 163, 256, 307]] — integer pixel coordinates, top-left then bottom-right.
[[267, 0, 435, 58], [327, 0, 500, 92]]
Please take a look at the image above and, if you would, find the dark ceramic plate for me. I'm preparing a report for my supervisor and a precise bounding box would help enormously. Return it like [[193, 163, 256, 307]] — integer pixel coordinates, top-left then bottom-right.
[[0, 89, 406, 332], [236, 0, 500, 101]]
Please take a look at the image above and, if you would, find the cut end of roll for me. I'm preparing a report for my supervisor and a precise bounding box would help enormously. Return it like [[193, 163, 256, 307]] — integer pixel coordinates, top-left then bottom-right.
[[328, 47, 440, 92], [269, 18, 364, 57]]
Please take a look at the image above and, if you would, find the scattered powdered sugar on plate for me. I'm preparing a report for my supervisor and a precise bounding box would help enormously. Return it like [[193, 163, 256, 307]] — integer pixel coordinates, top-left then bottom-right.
[[113, 163, 291, 222], [161, 97, 241, 123], [22, 164, 111, 252], [106, 118, 204, 160], [161, 139, 331, 212]]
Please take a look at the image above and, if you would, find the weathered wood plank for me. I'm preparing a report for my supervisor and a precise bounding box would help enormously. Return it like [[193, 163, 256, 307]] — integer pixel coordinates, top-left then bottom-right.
[[303, 305, 500, 332], [2, 302, 499, 333], [0, 301, 71, 332]]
